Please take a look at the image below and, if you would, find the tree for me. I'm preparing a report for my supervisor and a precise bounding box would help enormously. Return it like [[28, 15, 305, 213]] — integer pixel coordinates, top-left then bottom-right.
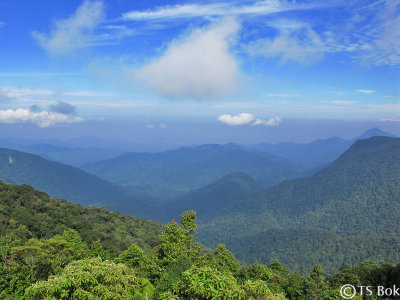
[[155, 211, 201, 266], [25, 258, 154, 299], [306, 264, 330, 300]]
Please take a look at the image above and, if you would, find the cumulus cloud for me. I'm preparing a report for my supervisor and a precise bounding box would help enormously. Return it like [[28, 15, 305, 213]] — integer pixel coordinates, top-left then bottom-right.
[[218, 113, 255, 126], [50, 101, 76, 115], [0, 108, 83, 127], [32, 0, 104, 55], [218, 113, 282, 126], [252, 116, 281, 126], [134, 17, 240, 99], [355, 89, 375, 94]]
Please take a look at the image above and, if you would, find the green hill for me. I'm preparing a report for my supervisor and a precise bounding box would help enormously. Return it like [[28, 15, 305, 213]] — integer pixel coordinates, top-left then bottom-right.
[[0, 148, 132, 207], [158, 172, 263, 222], [83, 143, 300, 202], [196, 137, 400, 273], [0, 181, 163, 255]]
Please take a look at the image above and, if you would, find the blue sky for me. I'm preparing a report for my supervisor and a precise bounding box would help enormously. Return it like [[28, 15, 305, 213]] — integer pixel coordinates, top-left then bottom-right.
[[0, 0, 399, 144]]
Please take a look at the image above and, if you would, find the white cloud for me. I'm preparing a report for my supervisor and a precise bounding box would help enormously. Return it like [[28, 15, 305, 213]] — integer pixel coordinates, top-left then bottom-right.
[[382, 117, 400, 122], [134, 18, 240, 99], [252, 116, 281, 126], [122, 1, 291, 21], [331, 100, 358, 105], [267, 93, 301, 97], [355, 89, 375, 94], [0, 88, 15, 103], [245, 22, 325, 64], [0, 108, 83, 127], [32, 0, 104, 55], [63, 91, 116, 97], [357, 1, 400, 66], [218, 113, 254, 126]]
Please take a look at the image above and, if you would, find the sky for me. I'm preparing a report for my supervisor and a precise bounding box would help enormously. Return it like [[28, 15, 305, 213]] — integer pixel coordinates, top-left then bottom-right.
[[0, 0, 399, 146]]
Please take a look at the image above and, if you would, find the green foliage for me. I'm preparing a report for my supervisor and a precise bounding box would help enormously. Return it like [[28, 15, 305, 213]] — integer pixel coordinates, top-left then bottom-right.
[[25, 258, 154, 299], [175, 265, 246, 299], [197, 137, 400, 274], [10, 229, 88, 281], [305, 264, 330, 300], [212, 244, 240, 274], [155, 211, 201, 267], [115, 244, 144, 268], [0, 181, 163, 256], [0, 147, 130, 206]]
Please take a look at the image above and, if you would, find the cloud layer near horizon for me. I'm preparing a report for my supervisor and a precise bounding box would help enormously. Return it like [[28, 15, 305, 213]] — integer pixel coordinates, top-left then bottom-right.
[[0, 108, 83, 127], [218, 113, 281, 126]]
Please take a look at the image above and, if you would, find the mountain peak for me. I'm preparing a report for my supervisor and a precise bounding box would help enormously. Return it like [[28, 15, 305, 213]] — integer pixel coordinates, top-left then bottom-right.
[[356, 128, 396, 140]]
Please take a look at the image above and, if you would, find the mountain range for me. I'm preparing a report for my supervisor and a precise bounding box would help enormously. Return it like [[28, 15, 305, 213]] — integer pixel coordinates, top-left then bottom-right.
[[195, 136, 400, 273], [0, 129, 398, 274], [246, 127, 395, 170], [82, 143, 301, 202]]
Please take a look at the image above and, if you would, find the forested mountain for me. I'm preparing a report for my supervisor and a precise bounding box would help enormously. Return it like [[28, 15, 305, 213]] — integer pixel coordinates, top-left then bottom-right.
[[83, 143, 300, 202], [0, 181, 162, 255], [0, 148, 132, 206], [246, 127, 395, 170], [196, 136, 400, 273], [158, 172, 263, 222], [1, 184, 399, 299]]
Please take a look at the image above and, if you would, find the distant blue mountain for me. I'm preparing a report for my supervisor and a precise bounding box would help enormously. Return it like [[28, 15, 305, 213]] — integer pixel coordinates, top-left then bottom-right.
[[246, 127, 396, 171]]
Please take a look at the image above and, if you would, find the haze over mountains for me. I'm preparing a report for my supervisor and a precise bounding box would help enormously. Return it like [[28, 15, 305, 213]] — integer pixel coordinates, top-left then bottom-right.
[[82, 143, 300, 202], [196, 136, 400, 273], [0, 148, 128, 206], [0, 128, 399, 274]]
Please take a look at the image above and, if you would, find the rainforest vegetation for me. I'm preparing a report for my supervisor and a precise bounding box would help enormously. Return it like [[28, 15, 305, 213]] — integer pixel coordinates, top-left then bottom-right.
[[1, 181, 399, 299]]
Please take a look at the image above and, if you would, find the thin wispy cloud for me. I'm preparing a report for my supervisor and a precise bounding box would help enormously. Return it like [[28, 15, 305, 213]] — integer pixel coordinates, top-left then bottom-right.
[[32, 0, 104, 55], [267, 93, 301, 97], [0, 108, 83, 127], [63, 91, 116, 97], [121, 1, 297, 21], [355, 89, 375, 94], [133, 17, 240, 99], [331, 100, 358, 105], [0, 88, 16, 103], [245, 21, 325, 65]]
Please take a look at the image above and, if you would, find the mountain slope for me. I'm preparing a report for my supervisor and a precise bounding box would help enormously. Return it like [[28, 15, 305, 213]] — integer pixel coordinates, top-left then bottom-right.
[[0, 148, 131, 207], [83, 143, 300, 202], [158, 172, 263, 222], [227, 228, 400, 275], [246, 127, 396, 171], [196, 137, 400, 272], [0, 181, 163, 254]]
